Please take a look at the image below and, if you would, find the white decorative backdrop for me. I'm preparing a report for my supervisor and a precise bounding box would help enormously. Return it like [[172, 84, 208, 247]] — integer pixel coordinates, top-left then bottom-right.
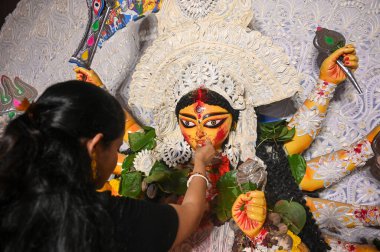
[[1, 0, 379, 245]]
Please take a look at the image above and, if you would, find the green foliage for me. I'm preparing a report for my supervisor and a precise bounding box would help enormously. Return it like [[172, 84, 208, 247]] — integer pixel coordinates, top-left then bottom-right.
[[120, 171, 142, 199], [257, 120, 295, 146], [215, 171, 242, 222], [288, 154, 307, 185], [240, 182, 257, 193], [121, 153, 136, 172], [128, 127, 156, 152], [274, 200, 306, 234], [145, 161, 189, 195]]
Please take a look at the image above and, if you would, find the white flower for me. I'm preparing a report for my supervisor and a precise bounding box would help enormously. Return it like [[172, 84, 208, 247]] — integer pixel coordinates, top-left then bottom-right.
[[246, 245, 279, 252], [356, 179, 380, 203], [307, 80, 336, 106], [313, 202, 349, 231], [288, 105, 325, 138], [308, 152, 349, 187], [133, 150, 157, 176], [344, 139, 374, 167], [157, 133, 192, 167]]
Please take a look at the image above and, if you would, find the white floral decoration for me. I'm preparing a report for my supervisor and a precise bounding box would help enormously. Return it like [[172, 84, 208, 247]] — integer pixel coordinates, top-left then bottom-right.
[[309, 138, 374, 188], [222, 130, 240, 169], [307, 79, 337, 106], [313, 202, 350, 231], [344, 139, 374, 168], [356, 180, 380, 203], [156, 132, 192, 167], [133, 149, 158, 176], [176, 0, 218, 19], [308, 152, 350, 188], [288, 105, 325, 138], [243, 245, 279, 252]]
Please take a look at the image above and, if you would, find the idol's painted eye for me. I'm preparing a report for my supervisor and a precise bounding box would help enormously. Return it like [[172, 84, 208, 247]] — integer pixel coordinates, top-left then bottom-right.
[[204, 118, 226, 128], [180, 119, 196, 128]]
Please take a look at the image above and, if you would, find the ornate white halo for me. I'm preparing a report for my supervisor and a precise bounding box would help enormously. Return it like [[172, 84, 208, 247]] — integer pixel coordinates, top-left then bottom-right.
[[126, 0, 302, 166]]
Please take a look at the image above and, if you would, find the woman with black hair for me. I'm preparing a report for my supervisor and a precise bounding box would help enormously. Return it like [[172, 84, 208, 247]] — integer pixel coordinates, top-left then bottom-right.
[[0, 80, 215, 252]]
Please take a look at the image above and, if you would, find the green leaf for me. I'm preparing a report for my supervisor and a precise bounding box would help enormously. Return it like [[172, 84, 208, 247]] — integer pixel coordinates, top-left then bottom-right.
[[145, 161, 189, 195], [150, 161, 169, 173], [128, 128, 156, 152], [120, 171, 142, 199], [324, 35, 334, 45], [258, 120, 295, 144], [274, 200, 306, 234], [277, 127, 295, 142], [240, 182, 257, 193], [121, 153, 136, 173], [288, 154, 306, 184], [215, 171, 242, 222]]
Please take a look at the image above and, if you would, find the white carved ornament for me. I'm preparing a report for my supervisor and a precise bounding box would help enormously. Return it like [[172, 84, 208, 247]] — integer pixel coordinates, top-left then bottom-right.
[[128, 0, 302, 166]]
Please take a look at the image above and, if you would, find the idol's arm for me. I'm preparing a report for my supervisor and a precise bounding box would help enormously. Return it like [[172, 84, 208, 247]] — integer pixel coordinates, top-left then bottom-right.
[[285, 45, 358, 155], [299, 126, 379, 191], [306, 197, 380, 228]]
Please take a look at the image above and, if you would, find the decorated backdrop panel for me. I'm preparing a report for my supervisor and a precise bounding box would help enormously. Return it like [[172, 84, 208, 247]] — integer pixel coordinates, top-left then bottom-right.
[[0, 0, 379, 246]]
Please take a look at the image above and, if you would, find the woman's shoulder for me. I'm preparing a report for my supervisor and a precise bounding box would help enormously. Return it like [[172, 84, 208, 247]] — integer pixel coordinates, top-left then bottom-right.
[[97, 192, 179, 252]]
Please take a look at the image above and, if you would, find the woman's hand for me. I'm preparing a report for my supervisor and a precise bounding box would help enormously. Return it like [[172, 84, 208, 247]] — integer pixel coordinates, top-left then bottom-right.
[[74, 67, 104, 87], [193, 139, 216, 169], [319, 44, 359, 84]]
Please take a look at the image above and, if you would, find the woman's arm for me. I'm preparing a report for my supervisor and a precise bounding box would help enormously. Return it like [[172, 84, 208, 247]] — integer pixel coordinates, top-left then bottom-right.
[[285, 45, 359, 155], [169, 139, 216, 249]]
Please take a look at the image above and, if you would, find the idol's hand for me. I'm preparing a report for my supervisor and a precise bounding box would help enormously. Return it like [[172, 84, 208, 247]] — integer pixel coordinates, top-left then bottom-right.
[[194, 139, 216, 168], [74, 67, 104, 87], [319, 44, 359, 84], [232, 190, 267, 239]]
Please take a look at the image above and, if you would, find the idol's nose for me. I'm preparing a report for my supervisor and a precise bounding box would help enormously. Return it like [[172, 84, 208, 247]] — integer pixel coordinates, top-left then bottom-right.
[[196, 125, 206, 139]]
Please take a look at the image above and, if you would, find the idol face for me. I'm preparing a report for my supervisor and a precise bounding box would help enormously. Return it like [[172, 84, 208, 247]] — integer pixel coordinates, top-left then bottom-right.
[[178, 102, 233, 151]]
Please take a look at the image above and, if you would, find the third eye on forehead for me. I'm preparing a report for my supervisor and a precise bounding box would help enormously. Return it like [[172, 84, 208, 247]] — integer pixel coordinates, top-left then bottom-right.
[[179, 112, 229, 120]]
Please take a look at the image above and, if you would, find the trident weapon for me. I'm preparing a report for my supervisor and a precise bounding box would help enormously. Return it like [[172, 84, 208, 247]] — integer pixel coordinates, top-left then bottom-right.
[[69, 0, 115, 69]]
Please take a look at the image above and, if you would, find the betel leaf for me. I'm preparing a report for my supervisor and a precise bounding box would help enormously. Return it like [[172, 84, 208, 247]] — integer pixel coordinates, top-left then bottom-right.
[[274, 200, 306, 234], [121, 153, 136, 173], [257, 120, 295, 144], [215, 170, 242, 222], [288, 154, 306, 184], [240, 182, 257, 193], [120, 171, 142, 199], [149, 161, 169, 174], [128, 127, 156, 152], [278, 127, 295, 142], [145, 161, 189, 195]]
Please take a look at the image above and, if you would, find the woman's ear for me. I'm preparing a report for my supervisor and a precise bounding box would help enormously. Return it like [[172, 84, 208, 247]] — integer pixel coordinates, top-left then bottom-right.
[[86, 133, 104, 156]]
